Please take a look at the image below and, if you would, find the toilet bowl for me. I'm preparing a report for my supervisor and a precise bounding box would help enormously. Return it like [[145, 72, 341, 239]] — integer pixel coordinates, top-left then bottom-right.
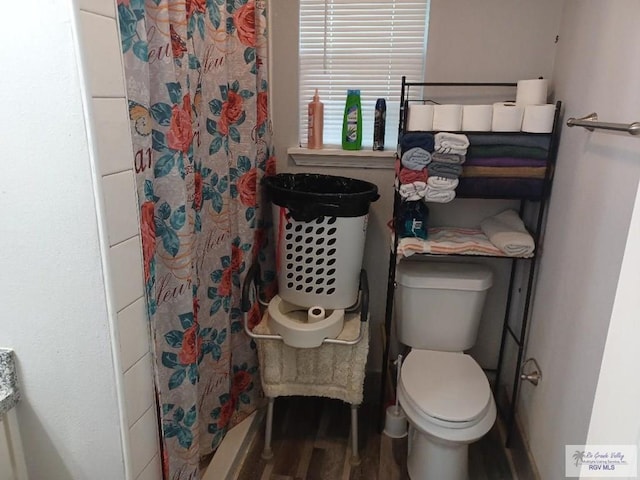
[[398, 349, 497, 480], [394, 261, 496, 479]]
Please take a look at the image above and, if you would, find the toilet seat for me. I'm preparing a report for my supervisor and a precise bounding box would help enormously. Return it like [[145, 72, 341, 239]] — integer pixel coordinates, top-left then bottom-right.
[[400, 350, 492, 428]]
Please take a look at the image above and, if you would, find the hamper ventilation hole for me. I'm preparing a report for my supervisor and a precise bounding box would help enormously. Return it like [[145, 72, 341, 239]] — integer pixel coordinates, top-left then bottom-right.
[[316, 287, 324, 294], [327, 217, 337, 225], [328, 227, 337, 235], [287, 282, 294, 288], [315, 238, 325, 245], [316, 227, 325, 235], [327, 238, 337, 246], [327, 288, 336, 295], [327, 278, 336, 286], [305, 286, 313, 293], [295, 225, 302, 232]]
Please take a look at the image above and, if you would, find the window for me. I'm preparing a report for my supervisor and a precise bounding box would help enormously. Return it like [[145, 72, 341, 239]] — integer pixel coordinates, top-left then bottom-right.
[[299, 0, 430, 148]]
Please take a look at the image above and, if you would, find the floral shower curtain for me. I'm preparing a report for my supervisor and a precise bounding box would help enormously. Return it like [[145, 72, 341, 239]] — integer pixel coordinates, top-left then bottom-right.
[[118, 0, 275, 477]]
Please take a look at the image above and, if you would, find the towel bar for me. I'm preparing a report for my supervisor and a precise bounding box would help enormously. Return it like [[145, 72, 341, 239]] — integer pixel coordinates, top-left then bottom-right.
[[566, 112, 640, 136]]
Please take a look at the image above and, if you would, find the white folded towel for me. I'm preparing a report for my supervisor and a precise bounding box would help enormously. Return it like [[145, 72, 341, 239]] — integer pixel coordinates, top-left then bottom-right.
[[398, 181, 427, 200], [255, 312, 368, 405], [480, 209, 535, 257], [434, 132, 470, 155], [402, 193, 423, 201], [427, 176, 459, 190], [424, 186, 456, 203]]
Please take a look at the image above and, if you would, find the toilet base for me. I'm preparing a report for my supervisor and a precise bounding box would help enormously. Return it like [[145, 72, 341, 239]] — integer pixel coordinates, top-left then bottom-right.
[[407, 425, 468, 480]]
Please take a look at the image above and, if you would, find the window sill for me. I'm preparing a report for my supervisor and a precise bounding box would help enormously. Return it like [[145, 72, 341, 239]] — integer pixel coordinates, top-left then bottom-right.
[[287, 146, 395, 169]]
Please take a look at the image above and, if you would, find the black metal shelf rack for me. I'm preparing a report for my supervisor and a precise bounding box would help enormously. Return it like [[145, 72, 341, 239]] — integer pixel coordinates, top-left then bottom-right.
[[381, 77, 562, 446]]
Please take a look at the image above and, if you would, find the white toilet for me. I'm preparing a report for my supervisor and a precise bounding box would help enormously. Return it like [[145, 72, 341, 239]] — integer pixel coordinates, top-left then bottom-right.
[[395, 261, 496, 480]]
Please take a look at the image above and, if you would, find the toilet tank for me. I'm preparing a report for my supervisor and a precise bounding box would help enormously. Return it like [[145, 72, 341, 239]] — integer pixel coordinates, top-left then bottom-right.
[[395, 261, 493, 351]]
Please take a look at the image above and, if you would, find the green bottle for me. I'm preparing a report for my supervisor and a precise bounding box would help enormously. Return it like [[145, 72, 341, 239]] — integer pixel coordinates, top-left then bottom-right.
[[342, 89, 362, 150]]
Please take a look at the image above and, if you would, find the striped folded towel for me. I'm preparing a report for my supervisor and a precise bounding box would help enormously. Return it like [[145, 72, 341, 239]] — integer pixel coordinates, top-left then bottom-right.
[[397, 227, 503, 257], [427, 161, 463, 179], [427, 176, 459, 190], [424, 186, 455, 203], [397, 181, 427, 201], [434, 132, 470, 155]]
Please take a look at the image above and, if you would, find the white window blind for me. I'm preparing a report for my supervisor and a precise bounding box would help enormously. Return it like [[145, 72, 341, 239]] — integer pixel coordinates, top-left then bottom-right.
[[299, 0, 430, 148]]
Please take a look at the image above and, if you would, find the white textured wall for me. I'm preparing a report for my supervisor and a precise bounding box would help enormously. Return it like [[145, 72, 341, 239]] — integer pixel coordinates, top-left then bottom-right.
[[270, 0, 563, 370], [586, 181, 640, 446], [425, 0, 562, 82], [0, 0, 126, 478], [519, 2, 640, 477]]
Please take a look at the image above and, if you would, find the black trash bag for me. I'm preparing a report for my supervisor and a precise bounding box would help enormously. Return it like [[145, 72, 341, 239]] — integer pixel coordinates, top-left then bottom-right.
[[263, 173, 380, 222]]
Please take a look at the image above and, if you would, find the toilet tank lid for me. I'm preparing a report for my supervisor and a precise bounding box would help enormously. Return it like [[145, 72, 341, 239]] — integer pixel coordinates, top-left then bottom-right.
[[396, 261, 493, 291]]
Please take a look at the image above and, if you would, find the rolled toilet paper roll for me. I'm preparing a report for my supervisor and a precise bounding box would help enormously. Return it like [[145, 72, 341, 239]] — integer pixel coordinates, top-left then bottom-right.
[[433, 104, 463, 131], [307, 306, 326, 323], [492, 102, 524, 132], [522, 104, 556, 133], [515, 79, 548, 106], [462, 105, 493, 131], [406, 104, 434, 131]]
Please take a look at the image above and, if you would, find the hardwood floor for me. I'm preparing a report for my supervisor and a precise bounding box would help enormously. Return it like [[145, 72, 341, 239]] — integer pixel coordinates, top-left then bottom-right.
[[237, 375, 513, 480]]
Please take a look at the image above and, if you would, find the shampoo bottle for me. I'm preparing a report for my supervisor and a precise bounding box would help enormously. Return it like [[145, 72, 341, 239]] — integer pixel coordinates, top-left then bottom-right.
[[307, 89, 324, 149], [342, 89, 362, 150], [373, 98, 386, 151]]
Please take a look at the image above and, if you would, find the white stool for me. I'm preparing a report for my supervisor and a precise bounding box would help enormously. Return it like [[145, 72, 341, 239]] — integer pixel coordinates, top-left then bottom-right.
[[253, 313, 369, 465]]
